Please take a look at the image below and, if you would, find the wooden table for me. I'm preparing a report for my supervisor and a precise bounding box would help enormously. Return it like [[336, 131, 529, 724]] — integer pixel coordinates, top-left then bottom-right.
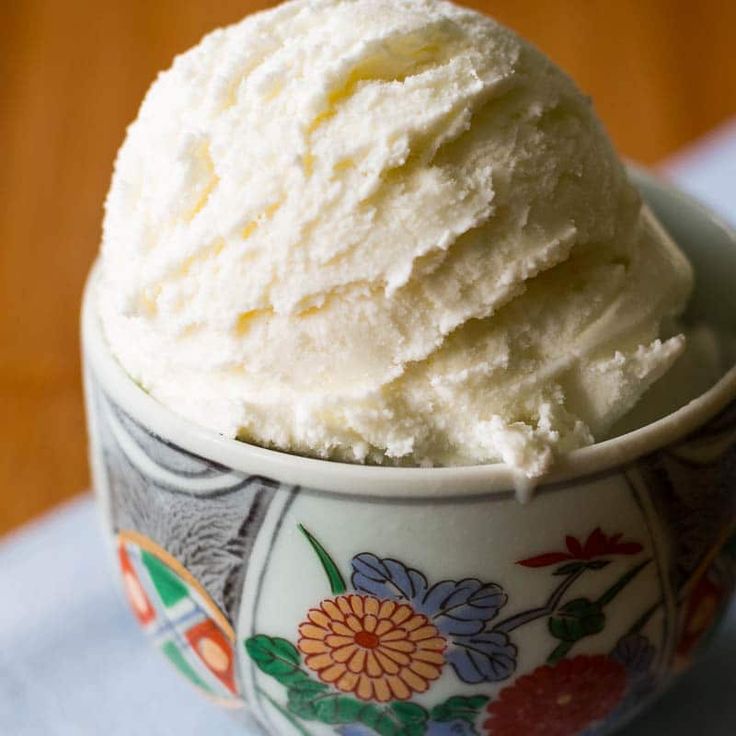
[[1, 0, 735, 535]]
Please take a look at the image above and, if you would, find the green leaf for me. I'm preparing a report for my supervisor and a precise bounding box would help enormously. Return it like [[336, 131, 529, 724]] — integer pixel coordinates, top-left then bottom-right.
[[430, 695, 490, 724], [359, 706, 401, 736], [271, 665, 430, 736], [553, 561, 586, 576], [314, 695, 370, 724], [548, 598, 605, 643], [286, 688, 380, 727], [246, 635, 300, 667], [585, 560, 611, 571], [286, 688, 429, 736], [552, 559, 610, 575], [286, 688, 321, 720], [388, 702, 429, 725], [245, 636, 313, 688], [288, 678, 329, 697], [299, 524, 347, 595]]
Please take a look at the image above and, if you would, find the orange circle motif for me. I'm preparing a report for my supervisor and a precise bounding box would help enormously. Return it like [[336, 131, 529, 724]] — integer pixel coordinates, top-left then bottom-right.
[[298, 594, 446, 702], [198, 637, 231, 674]]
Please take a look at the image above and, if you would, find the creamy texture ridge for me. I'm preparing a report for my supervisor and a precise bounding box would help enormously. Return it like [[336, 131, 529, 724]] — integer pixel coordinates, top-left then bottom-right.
[[99, 0, 693, 475]]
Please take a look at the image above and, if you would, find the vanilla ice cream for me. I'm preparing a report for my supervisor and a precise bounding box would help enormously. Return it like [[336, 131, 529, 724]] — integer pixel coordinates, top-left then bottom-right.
[[98, 0, 694, 476]]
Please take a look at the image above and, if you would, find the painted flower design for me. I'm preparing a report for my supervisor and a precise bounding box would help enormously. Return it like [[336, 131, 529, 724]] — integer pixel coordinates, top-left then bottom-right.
[[483, 655, 627, 736], [298, 594, 446, 702], [518, 528, 643, 568], [676, 569, 726, 663], [246, 525, 657, 734], [352, 553, 516, 684]]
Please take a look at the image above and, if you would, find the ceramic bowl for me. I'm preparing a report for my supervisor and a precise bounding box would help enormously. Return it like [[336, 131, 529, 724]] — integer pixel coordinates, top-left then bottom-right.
[[82, 170, 736, 736]]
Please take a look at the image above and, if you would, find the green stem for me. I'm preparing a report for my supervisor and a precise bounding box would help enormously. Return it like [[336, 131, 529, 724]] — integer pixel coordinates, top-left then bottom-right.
[[546, 560, 653, 664], [258, 688, 313, 736], [548, 640, 574, 664], [298, 524, 347, 595], [494, 567, 586, 633], [627, 598, 662, 636], [597, 559, 651, 608]]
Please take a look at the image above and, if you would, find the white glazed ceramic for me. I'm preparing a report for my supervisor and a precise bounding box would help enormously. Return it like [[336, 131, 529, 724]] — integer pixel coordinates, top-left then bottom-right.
[[82, 170, 736, 736]]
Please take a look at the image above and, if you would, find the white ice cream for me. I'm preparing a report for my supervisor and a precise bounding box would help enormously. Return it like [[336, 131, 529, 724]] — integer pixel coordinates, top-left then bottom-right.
[[98, 0, 693, 476]]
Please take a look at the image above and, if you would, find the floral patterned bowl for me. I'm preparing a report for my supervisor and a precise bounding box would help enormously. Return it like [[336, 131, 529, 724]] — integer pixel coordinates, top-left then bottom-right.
[[82, 170, 736, 736]]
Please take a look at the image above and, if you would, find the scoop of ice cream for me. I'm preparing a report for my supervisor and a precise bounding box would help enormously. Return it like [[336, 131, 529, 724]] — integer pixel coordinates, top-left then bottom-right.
[[609, 322, 735, 436], [98, 0, 693, 476]]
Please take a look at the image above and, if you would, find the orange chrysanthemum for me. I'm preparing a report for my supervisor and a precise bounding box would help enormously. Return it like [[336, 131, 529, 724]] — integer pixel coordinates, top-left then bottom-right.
[[298, 594, 446, 702]]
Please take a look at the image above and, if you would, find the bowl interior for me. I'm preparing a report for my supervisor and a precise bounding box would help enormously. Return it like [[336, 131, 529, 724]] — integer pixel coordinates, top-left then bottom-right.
[[635, 170, 736, 337]]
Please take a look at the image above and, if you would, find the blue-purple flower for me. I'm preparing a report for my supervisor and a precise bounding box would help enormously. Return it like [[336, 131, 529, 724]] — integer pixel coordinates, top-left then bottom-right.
[[352, 554, 516, 684]]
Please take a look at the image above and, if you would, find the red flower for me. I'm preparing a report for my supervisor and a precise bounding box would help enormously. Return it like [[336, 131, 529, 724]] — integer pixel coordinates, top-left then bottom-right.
[[484, 655, 627, 736], [518, 528, 643, 568], [675, 570, 726, 663]]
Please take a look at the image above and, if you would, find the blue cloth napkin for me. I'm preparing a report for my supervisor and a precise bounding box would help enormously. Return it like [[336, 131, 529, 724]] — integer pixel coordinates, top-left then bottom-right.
[[2, 122, 736, 735]]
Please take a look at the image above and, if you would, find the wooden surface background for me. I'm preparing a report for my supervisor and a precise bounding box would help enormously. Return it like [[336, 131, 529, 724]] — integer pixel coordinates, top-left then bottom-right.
[[1, 0, 735, 535]]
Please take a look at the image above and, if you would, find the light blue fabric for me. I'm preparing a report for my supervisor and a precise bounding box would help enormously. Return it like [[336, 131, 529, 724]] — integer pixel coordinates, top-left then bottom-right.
[[663, 118, 736, 228], [1, 123, 735, 734]]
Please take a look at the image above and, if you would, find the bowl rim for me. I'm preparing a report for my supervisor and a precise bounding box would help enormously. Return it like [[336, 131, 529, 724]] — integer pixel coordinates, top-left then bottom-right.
[[82, 168, 736, 500]]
